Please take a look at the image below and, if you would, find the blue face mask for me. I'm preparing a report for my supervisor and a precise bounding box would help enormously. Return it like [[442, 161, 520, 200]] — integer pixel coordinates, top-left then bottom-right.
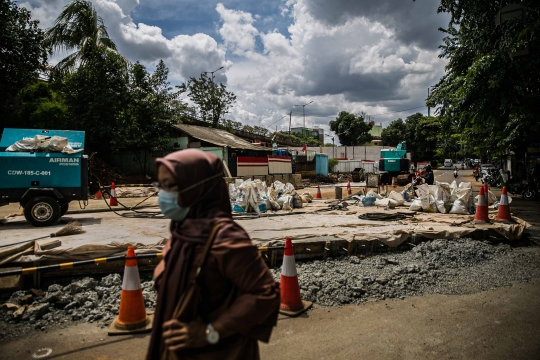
[[158, 190, 190, 221]]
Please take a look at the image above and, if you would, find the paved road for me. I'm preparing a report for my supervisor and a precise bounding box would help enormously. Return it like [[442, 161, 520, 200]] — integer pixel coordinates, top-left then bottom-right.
[[1, 279, 539, 359]]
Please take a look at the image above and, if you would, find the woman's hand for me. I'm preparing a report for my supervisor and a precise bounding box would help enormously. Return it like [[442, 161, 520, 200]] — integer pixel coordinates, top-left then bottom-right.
[[162, 318, 208, 351]]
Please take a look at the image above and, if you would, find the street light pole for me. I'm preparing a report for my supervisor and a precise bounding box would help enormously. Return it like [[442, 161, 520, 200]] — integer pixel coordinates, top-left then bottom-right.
[[203, 66, 224, 124], [294, 101, 313, 131]]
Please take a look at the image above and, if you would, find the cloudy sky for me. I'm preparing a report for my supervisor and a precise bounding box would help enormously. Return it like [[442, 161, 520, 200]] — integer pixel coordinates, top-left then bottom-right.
[[20, 0, 449, 141]]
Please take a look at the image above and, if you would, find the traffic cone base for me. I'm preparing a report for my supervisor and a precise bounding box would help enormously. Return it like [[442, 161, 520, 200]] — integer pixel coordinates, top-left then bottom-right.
[[279, 237, 313, 317], [108, 246, 153, 336], [316, 185, 322, 199], [496, 186, 512, 223], [95, 189, 103, 199], [109, 182, 119, 207], [473, 187, 489, 224]]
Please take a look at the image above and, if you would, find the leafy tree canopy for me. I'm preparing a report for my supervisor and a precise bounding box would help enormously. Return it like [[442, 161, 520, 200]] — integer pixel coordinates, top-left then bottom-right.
[[178, 73, 236, 127], [0, 0, 47, 122], [329, 111, 373, 146], [381, 118, 407, 147], [427, 0, 540, 157], [45, 0, 128, 74]]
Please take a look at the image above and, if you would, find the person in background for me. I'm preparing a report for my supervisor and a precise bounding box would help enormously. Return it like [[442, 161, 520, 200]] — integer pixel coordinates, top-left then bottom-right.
[[147, 149, 280, 360], [422, 165, 434, 185]]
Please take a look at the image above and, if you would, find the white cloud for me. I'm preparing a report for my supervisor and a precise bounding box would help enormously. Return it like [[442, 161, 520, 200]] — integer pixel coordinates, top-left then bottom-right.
[[22, 0, 447, 134], [215, 3, 258, 55]]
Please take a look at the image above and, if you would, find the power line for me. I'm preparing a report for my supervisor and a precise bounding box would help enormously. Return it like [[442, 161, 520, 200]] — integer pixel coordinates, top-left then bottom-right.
[[310, 105, 426, 119]]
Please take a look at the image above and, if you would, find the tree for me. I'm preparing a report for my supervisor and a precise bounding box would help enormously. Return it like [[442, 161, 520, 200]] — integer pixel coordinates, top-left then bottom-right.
[[178, 73, 236, 126], [113, 60, 181, 174], [381, 118, 407, 147], [14, 81, 69, 130], [60, 51, 129, 158], [404, 113, 441, 163], [329, 111, 373, 146], [45, 0, 128, 74], [0, 0, 47, 124], [427, 0, 540, 160]]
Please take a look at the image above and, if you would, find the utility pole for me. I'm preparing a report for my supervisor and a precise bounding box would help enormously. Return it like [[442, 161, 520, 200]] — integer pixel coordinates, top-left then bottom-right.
[[294, 101, 313, 130], [203, 66, 224, 124], [427, 88, 430, 117], [288, 111, 293, 136]]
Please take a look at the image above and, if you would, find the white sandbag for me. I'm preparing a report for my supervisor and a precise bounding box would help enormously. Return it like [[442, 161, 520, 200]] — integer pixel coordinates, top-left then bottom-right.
[[415, 184, 430, 198], [285, 182, 295, 193], [388, 191, 405, 205], [266, 188, 281, 210], [458, 181, 472, 189], [233, 193, 247, 212], [300, 192, 313, 203], [436, 200, 447, 213], [449, 180, 457, 195], [366, 190, 383, 199], [487, 190, 498, 204], [273, 181, 285, 192], [454, 188, 471, 204], [374, 198, 398, 209], [281, 195, 294, 211], [449, 200, 468, 214], [409, 198, 422, 211], [421, 195, 437, 213]]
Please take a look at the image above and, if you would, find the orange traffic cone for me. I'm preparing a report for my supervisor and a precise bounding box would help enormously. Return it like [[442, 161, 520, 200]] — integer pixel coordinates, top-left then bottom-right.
[[109, 246, 152, 335], [347, 178, 352, 195], [392, 177, 395, 188], [279, 237, 312, 317], [316, 184, 322, 199], [473, 187, 489, 223], [109, 182, 118, 206], [496, 186, 512, 222], [95, 189, 103, 200]]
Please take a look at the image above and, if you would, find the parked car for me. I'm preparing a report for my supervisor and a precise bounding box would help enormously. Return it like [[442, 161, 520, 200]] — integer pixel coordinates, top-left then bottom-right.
[[480, 163, 496, 172], [444, 159, 453, 168]]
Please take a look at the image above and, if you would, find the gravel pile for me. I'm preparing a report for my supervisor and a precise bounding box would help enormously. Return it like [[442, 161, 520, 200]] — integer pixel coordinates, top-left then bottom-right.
[[1, 238, 539, 340], [0, 274, 155, 340], [269, 238, 540, 306]]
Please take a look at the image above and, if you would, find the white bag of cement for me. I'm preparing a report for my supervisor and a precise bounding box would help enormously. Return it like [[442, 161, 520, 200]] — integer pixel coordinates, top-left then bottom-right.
[[487, 190, 498, 204], [300, 192, 313, 203], [409, 198, 422, 211], [366, 190, 383, 199], [415, 184, 430, 198], [273, 181, 285, 192], [285, 182, 295, 193], [450, 180, 457, 195], [449, 200, 468, 214], [454, 188, 471, 204], [436, 200, 447, 214], [281, 195, 294, 211], [266, 188, 281, 210], [421, 195, 437, 213], [388, 191, 405, 206], [375, 198, 398, 209]]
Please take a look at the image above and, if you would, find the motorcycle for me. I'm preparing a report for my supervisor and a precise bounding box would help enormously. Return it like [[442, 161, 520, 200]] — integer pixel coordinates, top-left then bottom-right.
[[473, 168, 480, 181], [506, 177, 538, 201]]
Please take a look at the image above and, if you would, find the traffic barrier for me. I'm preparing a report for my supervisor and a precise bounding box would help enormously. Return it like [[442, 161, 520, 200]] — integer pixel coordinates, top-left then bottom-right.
[[316, 185, 322, 199], [496, 186, 511, 223], [279, 237, 312, 317], [109, 246, 153, 335], [0, 246, 283, 277], [109, 182, 118, 206], [473, 187, 489, 223]]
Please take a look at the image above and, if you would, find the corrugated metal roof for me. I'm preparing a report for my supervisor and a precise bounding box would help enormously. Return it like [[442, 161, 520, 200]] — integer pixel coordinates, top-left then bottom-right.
[[173, 124, 270, 151]]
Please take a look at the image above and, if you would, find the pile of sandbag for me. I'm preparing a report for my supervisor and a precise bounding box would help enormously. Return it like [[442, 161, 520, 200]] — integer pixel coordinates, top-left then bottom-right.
[[229, 179, 311, 213], [409, 180, 474, 214]]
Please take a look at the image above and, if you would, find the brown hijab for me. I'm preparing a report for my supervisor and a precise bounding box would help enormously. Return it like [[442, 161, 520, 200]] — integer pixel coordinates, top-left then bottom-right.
[[147, 149, 249, 358]]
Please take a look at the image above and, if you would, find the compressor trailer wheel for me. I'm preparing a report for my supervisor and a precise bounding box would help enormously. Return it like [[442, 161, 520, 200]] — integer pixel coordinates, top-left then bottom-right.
[[24, 196, 61, 227]]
